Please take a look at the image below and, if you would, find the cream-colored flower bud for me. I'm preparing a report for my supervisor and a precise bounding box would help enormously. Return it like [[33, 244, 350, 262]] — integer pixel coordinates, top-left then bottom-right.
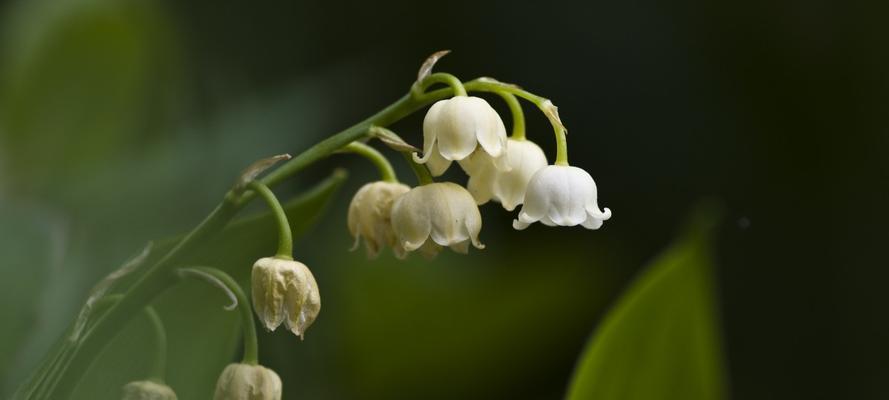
[[413, 96, 509, 176], [347, 181, 411, 259], [460, 138, 548, 211], [513, 165, 612, 230], [121, 380, 177, 400], [390, 182, 485, 256], [213, 363, 282, 400], [251, 257, 321, 339]]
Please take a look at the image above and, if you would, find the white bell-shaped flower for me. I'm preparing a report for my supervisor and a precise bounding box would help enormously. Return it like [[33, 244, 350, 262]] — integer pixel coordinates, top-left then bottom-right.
[[413, 96, 509, 176], [251, 257, 320, 339], [347, 181, 411, 259], [213, 363, 282, 400], [390, 182, 485, 255], [513, 165, 612, 230], [461, 138, 548, 211]]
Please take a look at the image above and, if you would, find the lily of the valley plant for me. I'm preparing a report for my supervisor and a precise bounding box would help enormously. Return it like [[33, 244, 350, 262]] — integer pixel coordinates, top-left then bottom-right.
[[14, 51, 611, 400]]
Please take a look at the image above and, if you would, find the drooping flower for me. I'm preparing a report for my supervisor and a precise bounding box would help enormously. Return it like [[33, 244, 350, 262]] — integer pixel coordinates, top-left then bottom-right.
[[513, 165, 612, 230], [461, 138, 548, 211], [390, 182, 485, 256], [121, 380, 177, 400], [347, 181, 411, 259], [213, 363, 282, 400], [251, 257, 320, 339], [413, 96, 509, 176]]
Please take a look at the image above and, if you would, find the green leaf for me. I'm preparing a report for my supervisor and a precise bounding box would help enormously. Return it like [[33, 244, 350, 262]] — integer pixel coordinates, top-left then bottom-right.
[[566, 204, 727, 400], [69, 170, 347, 400]]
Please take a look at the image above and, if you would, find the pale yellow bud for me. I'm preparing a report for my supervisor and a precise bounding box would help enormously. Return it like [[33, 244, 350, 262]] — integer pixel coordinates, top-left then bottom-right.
[[347, 181, 411, 259], [251, 257, 321, 338], [121, 380, 177, 400], [213, 363, 282, 400]]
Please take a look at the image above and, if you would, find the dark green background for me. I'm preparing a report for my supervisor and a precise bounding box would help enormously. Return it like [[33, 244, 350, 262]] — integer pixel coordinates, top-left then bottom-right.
[[1, 0, 887, 398]]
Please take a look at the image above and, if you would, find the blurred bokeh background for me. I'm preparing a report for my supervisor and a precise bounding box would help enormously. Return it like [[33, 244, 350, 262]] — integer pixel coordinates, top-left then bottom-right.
[[1, 0, 887, 398]]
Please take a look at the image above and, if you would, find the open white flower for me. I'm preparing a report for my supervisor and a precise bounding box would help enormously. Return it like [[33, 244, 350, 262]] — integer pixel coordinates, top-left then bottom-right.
[[413, 96, 508, 176], [348, 181, 411, 259], [513, 165, 612, 230], [461, 138, 548, 211], [390, 182, 485, 255], [213, 363, 282, 400], [251, 257, 320, 339]]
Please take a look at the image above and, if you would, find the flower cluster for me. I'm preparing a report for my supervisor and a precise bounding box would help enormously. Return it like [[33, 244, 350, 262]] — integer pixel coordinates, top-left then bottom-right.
[[348, 77, 611, 259], [144, 56, 612, 400]]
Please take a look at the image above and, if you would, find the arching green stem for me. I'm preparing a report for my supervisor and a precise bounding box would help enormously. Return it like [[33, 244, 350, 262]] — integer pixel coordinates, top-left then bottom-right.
[[465, 79, 569, 165], [177, 267, 258, 365], [247, 181, 293, 259], [402, 152, 434, 185], [495, 91, 526, 140], [413, 72, 467, 97], [143, 307, 167, 382], [342, 142, 397, 182], [32, 77, 456, 400]]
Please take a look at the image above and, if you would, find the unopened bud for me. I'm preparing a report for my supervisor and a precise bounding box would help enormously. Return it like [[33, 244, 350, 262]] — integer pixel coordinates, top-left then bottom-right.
[[121, 380, 177, 400], [213, 363, 282, 400], [251, 257, 321, 338], [348, 181, 411, 259]]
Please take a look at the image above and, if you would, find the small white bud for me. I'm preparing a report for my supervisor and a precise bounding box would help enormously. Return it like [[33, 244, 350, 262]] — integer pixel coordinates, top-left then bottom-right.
[[213, 363, 282, 400], [460, 138, 548, 211], [121, 380, 177, 400], [390, 182, 485, 256], [413, 96, 508, 176], [514, 165, 612, 230], [347, 181, 411, 259], [251, 257, 320, 339]]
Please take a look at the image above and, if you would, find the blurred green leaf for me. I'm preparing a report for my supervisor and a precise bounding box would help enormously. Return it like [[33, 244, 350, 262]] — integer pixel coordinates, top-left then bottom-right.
[[70, 171, 347, 400], [0, 0, 180, 193], [566, 205, 727, 400]]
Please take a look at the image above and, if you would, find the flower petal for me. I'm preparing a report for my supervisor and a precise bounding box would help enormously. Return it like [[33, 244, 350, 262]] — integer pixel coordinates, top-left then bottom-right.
[[514, 167, 557, 226], [465, 217, 485, 249], [391, 189, 432, 251], [251, 259, 288, 331], [425, 144, 453, 176], [586, 203, 612, 220], [436, 99, 480, 161], [291, 265, 320, 339], [512, 218, 531, 230], [416, 100, 446, 164], [474, 98, 508, 158], [282, 263, 309, 330], [428, 184, 470, 246], [466, 165, 496, 205], [581, 214, 605, 230], [494, 140, 547, 211]]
